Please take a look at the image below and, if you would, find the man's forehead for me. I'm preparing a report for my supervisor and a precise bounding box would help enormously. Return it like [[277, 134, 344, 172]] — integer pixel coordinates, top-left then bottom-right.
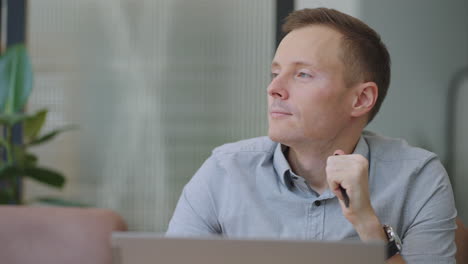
[[273, 25, 343, 69], [284, 24, 343, 45]]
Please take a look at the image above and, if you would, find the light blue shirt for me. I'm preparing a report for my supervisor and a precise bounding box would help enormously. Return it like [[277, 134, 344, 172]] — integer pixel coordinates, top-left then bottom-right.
[[167, 131, 457, 263]]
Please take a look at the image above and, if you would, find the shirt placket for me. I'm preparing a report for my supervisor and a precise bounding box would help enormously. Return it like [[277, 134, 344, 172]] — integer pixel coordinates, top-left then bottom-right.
[[307, 199, 325, 240]]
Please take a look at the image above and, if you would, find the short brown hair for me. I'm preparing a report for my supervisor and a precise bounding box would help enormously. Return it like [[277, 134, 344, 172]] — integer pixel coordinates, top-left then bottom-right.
[[282, 8, 391, 123]]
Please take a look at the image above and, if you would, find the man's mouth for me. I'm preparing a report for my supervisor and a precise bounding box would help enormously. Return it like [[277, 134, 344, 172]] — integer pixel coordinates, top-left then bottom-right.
[[269, 110, 292, 118], [269, 100, 294, 118]]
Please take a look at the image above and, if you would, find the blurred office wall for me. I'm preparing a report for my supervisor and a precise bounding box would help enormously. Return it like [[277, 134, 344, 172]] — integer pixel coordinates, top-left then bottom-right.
[[297, 0, 468, 223], [361, 0, 468, 224], [26, 0, 273, 231], [453, 79, 468, 223]]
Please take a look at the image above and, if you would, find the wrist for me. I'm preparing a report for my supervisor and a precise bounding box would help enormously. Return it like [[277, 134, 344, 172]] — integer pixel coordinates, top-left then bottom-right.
[[352, 213, 387, 242]]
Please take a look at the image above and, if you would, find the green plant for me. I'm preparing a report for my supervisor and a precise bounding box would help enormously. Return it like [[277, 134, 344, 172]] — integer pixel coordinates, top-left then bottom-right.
[[0, 44, 76, 204]]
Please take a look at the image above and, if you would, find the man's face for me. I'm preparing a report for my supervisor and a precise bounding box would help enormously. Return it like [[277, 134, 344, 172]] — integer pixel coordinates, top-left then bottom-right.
[[268, 25, 356, 145]]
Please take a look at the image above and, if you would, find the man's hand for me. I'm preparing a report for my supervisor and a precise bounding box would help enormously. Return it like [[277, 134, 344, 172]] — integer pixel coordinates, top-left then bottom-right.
[[326, 150, 407, 263], [325, 150, 386, 242]]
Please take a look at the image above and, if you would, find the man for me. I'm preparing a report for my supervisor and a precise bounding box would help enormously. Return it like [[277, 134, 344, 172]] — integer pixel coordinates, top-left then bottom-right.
[[166, 8, 456, 264]]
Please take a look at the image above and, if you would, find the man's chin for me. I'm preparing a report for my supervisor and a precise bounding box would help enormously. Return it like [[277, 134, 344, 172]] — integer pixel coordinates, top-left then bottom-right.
[[267, 134, 280, 143], [268, 130, 292, 145], [268, 126, 307, 147]]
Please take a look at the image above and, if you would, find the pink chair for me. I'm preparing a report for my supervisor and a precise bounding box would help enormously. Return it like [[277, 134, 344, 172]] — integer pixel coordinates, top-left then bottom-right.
[[0, 206, 127, 264]]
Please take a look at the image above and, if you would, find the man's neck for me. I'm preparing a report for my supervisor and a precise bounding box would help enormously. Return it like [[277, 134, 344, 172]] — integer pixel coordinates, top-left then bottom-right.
[[286, 130, 362, 195]]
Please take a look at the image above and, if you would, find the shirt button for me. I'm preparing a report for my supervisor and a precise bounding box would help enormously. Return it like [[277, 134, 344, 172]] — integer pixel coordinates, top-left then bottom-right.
[[314, 200, 321, 206]]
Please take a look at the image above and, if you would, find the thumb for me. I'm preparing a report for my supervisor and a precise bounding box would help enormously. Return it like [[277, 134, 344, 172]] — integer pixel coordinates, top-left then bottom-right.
[[331, 149, 350, 208]]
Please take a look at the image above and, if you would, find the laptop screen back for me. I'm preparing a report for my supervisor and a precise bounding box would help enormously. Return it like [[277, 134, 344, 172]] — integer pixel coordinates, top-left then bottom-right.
[[111, 232, 385, 264]]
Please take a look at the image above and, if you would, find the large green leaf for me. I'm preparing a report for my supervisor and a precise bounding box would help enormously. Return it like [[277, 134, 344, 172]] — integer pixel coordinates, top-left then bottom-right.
[[0, 44, 33, 114], [24, 109, 47, 140], [13, 45, 33, 112], [28, 125, 78, 146], [11, 146, 37, 168], [0, 165, 23, 180], [11, 146, 26, 166], [34, 196, 89, 207], [23, 166, 65, 188], [0, 189, 15, 204], [24, 153, 38, 167], [0, 165, 65, 188], [0, 113, 29, 126], [0, 48, 14, 111]]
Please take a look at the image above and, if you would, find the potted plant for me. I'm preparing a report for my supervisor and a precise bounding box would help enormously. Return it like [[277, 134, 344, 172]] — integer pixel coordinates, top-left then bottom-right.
[[0, 44, 76, 205]]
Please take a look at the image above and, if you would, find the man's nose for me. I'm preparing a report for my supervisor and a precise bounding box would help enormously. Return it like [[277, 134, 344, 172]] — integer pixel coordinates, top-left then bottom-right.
[[267, 75, 289, 100]]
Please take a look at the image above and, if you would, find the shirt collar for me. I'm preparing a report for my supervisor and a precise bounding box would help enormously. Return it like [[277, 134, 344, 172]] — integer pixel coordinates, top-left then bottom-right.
[[273, 135, 369, 189], [353, 135, 370, 161], [273, 143, 293, 188]]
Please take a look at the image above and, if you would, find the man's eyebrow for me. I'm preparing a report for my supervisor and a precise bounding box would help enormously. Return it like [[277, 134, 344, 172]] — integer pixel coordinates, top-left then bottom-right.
[[271, 60, 319, 69], [271, 61, 280, 68]]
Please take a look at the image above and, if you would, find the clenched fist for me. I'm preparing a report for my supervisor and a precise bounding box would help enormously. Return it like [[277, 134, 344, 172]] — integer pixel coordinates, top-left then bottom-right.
[[326, 150, 386, 243]]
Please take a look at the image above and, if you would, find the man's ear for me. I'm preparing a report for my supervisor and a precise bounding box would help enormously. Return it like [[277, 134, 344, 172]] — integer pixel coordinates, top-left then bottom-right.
[[350, 82, 378, 118]]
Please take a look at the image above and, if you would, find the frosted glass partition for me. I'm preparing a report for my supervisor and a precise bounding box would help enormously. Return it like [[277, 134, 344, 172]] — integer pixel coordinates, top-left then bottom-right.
[[27, 0, 274, 231]]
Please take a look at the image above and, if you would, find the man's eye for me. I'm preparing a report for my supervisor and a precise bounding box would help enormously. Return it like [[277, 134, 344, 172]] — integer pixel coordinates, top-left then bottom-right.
[[271, 73, 279, 79], [297, 72, 312, 78]]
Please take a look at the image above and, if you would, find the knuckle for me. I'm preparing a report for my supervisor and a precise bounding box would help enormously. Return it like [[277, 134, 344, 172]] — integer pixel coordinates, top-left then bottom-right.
[[356, 154, 367, 162], [354, 154, 368, 165]]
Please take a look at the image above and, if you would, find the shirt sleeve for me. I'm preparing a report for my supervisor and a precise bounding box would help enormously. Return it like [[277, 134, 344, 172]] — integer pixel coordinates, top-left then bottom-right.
[[166, 155, 223, 237], [401, 156, 457, 264]]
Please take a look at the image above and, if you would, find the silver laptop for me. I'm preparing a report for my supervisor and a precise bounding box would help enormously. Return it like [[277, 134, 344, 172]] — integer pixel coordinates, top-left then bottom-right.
[[111, 232, 385, 264]]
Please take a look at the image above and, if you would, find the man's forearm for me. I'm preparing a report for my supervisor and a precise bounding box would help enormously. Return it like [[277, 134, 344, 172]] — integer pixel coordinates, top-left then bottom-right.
[[352, 213, 406, 263], [352, 213, 387, 242]]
